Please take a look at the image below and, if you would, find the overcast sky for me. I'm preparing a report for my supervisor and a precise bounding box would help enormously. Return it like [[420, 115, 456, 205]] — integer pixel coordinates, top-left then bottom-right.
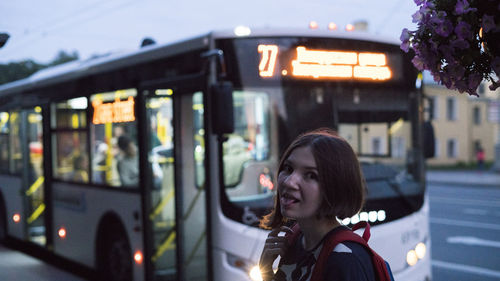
[[0, 0, 418, 64]]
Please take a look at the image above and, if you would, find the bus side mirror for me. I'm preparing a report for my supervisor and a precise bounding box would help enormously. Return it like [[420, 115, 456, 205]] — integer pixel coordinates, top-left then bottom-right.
[[423, 121, 435, 159], [212, 81, 234, 135]]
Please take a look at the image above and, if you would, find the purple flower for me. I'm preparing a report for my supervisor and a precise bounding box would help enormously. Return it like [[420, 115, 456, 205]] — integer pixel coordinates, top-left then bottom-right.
[[412, 10, 424, 23], [400, 28, 411, 52], [435, 20, 453, 37], [455, 21, 473, 40], [455, 80, 468, 93], [482, 14, 496, 33], [414, 0, 425, 5], [429, 11, 447, 25], [467, 73, 482, 94], [439, 44, 455, 63], [412, 56, 425, 71], [450, 38, 470, 50], [455, 0, 477, 15], [447, 63, 466, 80], [492, 57, 500, 76], [440, 73, 454, 89]]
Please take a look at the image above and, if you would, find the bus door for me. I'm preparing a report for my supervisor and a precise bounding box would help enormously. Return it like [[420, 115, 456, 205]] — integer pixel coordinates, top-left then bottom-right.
[[141, 77, 208, 281], [22, 107, 46, 245]]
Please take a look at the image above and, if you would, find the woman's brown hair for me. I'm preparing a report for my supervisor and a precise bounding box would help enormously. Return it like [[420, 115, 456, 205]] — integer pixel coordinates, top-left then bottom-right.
[[260, 128, 366, 229]]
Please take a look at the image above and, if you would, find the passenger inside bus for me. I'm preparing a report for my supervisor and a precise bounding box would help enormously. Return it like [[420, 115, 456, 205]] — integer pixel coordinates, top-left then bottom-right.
[[116, 135, 139, 187], [70, 154, 89, 183]]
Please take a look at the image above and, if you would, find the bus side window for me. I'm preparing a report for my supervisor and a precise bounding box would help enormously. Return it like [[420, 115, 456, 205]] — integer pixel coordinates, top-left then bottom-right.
[[51, 98, 89, 183], [9, 111, 23, 174], [89, 89, 138, 188], [0, 112, 9, 172]]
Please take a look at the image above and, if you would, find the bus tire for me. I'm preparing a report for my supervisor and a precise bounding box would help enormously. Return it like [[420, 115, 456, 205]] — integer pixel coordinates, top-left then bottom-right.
[[98, 222, 132, 281]]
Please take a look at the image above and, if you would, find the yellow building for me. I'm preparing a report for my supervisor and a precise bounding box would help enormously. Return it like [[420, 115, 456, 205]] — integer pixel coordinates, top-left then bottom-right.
[[424, 76, 500, 166]]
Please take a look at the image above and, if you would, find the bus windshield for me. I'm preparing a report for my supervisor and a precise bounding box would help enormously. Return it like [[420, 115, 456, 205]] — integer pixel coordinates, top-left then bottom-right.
[[217, 36, 421, 227]]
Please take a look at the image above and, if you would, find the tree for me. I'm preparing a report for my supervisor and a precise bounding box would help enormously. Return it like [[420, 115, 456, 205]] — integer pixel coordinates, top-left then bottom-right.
[[0, 50, 79, 85]]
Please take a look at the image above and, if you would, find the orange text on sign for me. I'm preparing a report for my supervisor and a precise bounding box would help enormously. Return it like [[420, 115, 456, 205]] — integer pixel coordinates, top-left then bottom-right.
[[92, 96, 136, 124], [258, 45, 392, 80]]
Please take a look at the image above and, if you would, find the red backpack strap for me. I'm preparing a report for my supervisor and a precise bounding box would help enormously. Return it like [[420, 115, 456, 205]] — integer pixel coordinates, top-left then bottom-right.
[[310, 222, 391, 281]]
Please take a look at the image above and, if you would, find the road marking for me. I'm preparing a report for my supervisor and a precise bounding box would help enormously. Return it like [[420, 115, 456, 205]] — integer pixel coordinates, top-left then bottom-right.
[[447, 236, 500, 248], [430, 217, 500, 230], [432, 260, 500, 278], [463, 208, 488, 215], [430, 196, 500, 207]]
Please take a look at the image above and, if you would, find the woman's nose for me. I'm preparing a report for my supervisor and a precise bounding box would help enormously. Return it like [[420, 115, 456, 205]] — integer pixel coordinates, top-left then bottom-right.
[[283, 172, 300, 189]]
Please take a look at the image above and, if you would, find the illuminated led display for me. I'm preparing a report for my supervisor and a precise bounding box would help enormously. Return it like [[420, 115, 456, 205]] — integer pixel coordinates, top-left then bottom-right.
[[257, 44, 278, 77], [258, 45, 392, 81], [92, 96, 136, 124]]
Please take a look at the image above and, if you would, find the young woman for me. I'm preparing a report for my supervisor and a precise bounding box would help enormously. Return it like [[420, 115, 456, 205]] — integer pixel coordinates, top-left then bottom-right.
[[259, 128, 375, 281]]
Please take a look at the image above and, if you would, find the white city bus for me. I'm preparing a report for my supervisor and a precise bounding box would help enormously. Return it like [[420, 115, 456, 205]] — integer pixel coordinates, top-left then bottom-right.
[[0, 28, 433, 281]]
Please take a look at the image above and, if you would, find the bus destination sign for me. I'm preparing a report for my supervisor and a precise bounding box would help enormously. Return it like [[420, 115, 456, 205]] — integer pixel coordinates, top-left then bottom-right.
[[258, 44, 392, 81]]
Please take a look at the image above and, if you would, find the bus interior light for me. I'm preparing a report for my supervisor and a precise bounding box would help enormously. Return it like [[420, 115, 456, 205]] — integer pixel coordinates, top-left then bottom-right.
[[12, 213, 21, 223], [309, 21, 319, 29], [134, 250, 143, 264]]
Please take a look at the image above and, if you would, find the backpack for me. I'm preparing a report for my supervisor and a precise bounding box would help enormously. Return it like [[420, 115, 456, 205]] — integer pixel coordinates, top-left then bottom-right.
[[286, 221, 395, 281]]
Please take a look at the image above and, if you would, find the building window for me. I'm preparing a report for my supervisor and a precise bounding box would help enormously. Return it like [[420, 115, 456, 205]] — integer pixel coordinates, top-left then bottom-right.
[[434, 138, 440, 157], [447, 139, 457, 158], [391, 136, 405, 158], [447, 97, 457, 121], [473, 106, 481, 125], [428, 96, 438, 120], [372, 137, 382, 155]]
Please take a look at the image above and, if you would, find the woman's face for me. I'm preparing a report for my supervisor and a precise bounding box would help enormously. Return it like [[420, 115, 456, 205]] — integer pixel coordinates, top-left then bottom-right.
[[278, 146, 323, 221]]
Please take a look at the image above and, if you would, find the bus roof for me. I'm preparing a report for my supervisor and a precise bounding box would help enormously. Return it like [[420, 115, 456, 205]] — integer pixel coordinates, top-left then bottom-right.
[[211, 27, 400, 45], [0, 35, 210, 96], [0, 28, 400, 97]]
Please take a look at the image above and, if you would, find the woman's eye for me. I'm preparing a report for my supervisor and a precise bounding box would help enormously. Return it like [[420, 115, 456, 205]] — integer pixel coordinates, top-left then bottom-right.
[[282, 164, 293, 173], [306, 172, 318, 180]]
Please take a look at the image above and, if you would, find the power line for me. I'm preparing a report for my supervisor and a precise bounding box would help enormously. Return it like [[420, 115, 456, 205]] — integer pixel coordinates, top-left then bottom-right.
[[2, 0, 141, 61]]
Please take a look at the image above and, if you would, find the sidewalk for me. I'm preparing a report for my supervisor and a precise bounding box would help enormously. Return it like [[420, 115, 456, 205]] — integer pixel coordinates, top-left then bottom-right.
[[426, 169, 500, 188]]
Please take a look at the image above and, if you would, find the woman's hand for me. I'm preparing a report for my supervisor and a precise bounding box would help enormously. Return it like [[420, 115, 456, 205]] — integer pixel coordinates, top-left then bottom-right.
[[259, 226, 293, 281]]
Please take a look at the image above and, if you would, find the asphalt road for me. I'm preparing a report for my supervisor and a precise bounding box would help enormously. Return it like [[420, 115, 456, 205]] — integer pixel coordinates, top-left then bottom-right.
[[429, 182, 500, 281], [0, 243, 87, 281]]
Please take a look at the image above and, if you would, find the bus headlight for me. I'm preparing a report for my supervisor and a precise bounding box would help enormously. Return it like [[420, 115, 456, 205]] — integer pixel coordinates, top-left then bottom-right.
[[249, 265, 263, 281], [406, 241, 427, 266]]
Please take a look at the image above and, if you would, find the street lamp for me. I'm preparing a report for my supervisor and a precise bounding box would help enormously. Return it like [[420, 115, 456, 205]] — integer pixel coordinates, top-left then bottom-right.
[[0, 33, 9, 48]]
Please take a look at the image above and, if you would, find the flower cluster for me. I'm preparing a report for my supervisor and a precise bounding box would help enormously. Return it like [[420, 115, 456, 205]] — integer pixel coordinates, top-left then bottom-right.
[[401, 0, 500, 96]]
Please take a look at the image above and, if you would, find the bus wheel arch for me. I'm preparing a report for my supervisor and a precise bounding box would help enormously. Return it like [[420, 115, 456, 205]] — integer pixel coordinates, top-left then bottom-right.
[[95, 212, 132, 281]]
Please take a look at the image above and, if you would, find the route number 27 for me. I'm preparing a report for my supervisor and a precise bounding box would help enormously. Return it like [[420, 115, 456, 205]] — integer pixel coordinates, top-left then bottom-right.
[[258, 44, 278, 77]]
